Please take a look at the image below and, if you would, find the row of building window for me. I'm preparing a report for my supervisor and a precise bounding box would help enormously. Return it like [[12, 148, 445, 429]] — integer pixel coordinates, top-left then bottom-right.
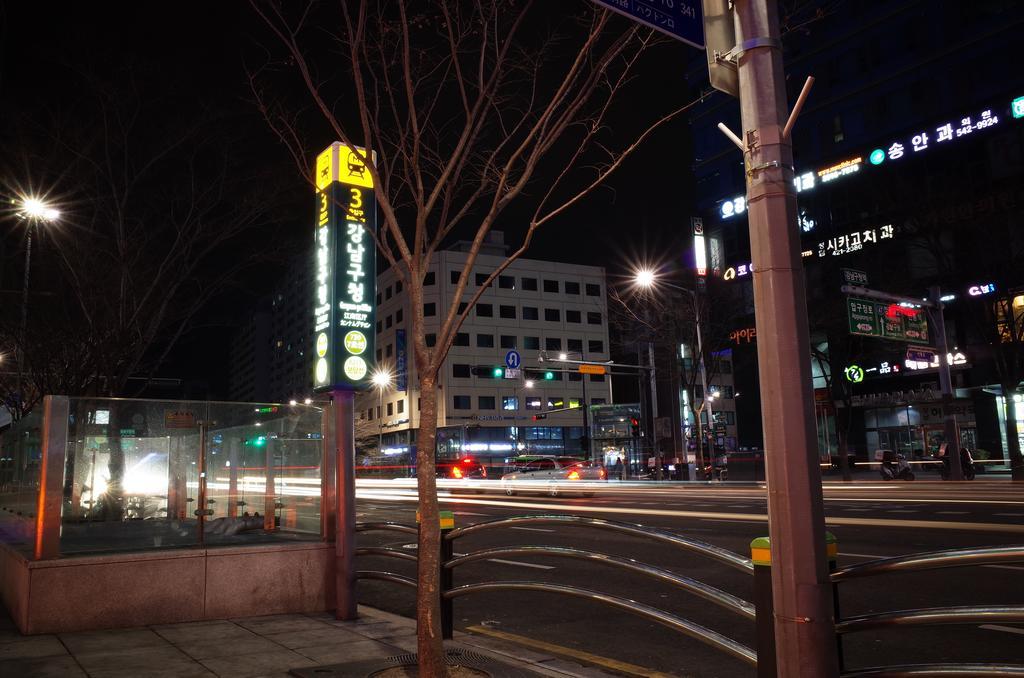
[[422, 303, 602, 325], [374, 335, 606, 362], [376, 273, 602, 305], [452, 395, 607, 410]]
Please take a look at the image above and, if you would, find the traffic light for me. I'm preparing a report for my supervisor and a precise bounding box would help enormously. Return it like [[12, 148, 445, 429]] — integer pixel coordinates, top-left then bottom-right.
[[531, 414, 547, 421], [630, 418, 640, 437], [543, 371, 555, 380], [491, 366, 504, 378]]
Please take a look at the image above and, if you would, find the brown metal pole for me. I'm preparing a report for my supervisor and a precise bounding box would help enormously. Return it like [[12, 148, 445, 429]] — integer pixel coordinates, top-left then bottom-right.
[[333, 389, 357, 620], [34, 396, 68, 560], [733, 1, 838, 675]]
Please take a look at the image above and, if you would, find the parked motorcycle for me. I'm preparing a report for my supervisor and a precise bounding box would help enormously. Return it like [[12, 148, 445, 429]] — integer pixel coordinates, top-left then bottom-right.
[[879, 451, 915, 481]]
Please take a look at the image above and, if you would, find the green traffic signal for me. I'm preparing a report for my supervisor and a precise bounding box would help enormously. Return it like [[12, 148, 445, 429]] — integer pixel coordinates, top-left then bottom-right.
[[543, 371, 555, 380], [492, 366, 504, 378]]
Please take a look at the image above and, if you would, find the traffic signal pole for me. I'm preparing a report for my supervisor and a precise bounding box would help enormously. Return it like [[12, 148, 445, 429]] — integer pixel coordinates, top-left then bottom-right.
[[733, 1, 838, 675]]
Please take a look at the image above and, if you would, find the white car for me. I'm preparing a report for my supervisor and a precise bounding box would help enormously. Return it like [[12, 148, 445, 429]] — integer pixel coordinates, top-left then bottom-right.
[[500, 456, 606, 497]]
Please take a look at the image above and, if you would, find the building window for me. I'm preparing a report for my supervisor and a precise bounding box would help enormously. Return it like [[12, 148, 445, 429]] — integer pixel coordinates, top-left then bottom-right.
[[566, 310, 581, 323], [478, 396, 496, 410], [526, 396, 542, 410], [543, 279, 559, 293], [476, 304, 493, 318], [385, 315, 393, 329], [569, 373, 582, 382], [587, 312, 602, 325], [386, 344, 393, 357], [386, 402, 394, 416], [588, 340, 604, 353], [376, 320, 383, 334], [426, 333, 437, 347], [454, 333, 470, 346], [397, 400, 405, 414], [545, 337, 562, 351], [523, 336, 540, 350], [424, 271, 436, 286], [367, 408, 374, 420], [376, 292, 382, 305], [498, 275, 515, 289], [453, 364, 472, 378], [522, 277, 538, 291], [458, 302, 468, 314], [477, 334, 495, 348], [453, 395, 471, 410], [569, 398, 581, 409], [499, 305, 516, 319], [395, 280, 403, 293], [567, 338, 583, 352], [565, 281, 580, 295], [376, 349, 383, 362], [503, 396, 518, 411], [424, 302, 436, 317], [451, 270, 461, 284], [395, 309, 403, 324], [385, 286, 393, 300], [585, 284, 601, 296], [590, 374, 605, 382], [522, 306, 539, 320], [547, 396, 564, 409], [476, 273, 490, 286], [544, 308, 560, 322], [500, 335, 516, 348]]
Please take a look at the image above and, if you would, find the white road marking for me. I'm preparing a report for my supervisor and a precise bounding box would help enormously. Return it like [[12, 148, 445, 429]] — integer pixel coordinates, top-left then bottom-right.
[[994, 513, 1024, 517], [841, 508, 870, 512], [980, 624, 1024, 636], [487, 558, 555, 570], [509, 526, 555, 533], [886, 510, 917, 514], [982, 564, 1024, 571], [936, 511, 969, 515]]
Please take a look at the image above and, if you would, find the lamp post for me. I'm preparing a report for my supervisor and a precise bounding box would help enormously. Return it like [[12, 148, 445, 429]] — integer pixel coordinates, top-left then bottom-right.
[[371, 369, 393, 458], [633, 270, 711, 479], [513, 378, 534, 453], [11, 197, 60, 419]]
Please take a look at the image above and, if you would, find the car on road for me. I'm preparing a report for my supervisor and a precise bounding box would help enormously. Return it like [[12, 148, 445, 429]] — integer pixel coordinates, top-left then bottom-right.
[[436, 457, 488, 493], [500, 455, 606, 497]]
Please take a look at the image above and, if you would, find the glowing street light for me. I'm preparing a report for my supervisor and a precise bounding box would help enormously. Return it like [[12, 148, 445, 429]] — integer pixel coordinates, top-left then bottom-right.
[[11, 195, 61, 418], [634, 268, 657, 288]]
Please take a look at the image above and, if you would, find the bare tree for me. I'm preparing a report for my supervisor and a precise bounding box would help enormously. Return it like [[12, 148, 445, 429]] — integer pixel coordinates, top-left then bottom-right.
[[250, 1, 703, 671]]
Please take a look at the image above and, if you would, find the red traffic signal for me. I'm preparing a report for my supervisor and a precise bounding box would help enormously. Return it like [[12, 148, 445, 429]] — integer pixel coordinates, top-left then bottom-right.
[[630, 417, 640, 437], [532, 414, 547, 421]]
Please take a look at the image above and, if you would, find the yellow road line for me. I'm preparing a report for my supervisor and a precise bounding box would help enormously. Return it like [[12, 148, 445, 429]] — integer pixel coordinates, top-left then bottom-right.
[[466, 624, 679, 678]]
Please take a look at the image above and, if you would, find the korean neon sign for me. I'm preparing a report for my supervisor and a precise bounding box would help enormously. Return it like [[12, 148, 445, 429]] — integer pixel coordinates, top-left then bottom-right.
[[817, 224, 894, 258]]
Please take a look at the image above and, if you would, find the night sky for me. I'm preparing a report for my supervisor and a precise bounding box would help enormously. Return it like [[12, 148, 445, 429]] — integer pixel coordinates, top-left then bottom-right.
[[1, 2, 699, 395]]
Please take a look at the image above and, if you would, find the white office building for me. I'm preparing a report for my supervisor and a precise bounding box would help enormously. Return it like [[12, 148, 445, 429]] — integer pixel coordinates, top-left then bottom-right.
[[356, 234, 612, 472]]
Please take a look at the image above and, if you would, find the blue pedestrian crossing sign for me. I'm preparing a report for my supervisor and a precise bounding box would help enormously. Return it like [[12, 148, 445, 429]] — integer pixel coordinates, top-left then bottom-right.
[[505, 350, 521, 369]]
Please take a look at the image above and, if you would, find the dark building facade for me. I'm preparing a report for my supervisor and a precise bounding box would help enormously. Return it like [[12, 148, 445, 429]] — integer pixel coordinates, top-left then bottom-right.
[[686, 0, 1024, 467]]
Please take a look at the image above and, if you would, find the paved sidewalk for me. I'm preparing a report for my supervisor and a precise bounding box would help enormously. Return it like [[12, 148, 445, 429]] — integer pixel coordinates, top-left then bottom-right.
[[0, 605, 615, 678]]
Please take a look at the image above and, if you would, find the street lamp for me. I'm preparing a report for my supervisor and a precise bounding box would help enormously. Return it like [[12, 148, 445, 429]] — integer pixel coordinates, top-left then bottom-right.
[[371, 369, 393, 455], [11, 195, 60, 418], [632, 268, 713, 477]]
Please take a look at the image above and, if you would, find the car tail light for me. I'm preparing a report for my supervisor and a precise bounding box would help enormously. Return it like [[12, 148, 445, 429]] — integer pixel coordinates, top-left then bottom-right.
[[567, 470, 580, 480], [598, 468, 606, 479], [451, 466, 464, 479]]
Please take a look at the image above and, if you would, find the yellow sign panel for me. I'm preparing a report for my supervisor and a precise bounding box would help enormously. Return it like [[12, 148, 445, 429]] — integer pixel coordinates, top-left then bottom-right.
[[315, 142, 374, 190], [578, 364, 606, 375]]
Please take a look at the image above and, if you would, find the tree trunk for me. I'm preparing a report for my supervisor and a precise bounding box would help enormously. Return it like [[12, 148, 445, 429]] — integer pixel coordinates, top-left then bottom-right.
[[1002, 386, 1024, 481], [414, 371, 447, 677]]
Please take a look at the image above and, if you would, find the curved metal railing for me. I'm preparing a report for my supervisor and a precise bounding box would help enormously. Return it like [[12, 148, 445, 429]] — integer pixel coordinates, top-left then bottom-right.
[[445, 545, 754, 620], [444, 581, 756, 666], [832, 545, 1024, 582], [832, 544, 1024, 676], [356, 513, 758, 670], [446, 514, 754, 573]]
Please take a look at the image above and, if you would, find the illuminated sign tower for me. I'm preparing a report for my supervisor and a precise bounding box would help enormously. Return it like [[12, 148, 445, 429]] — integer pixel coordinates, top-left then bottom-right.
[[312, 142, 378, 392]]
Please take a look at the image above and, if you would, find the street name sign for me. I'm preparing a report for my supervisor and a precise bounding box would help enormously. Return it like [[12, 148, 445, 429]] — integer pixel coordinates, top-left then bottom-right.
[[578, 364, 607, 375], [847, 297, 928, 344], [592, 0, 704, 50], [312, 142, 378, 392], [841, 268, 869, 286]]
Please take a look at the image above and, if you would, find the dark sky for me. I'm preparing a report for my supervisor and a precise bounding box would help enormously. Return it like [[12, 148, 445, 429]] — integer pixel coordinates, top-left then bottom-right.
[[1, 2, 700, 393]]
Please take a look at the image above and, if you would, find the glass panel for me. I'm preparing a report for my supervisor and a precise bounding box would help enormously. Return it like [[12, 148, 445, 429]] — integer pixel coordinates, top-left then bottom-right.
[[0, 408, 45, 556], [56, 398, 324, 556]]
